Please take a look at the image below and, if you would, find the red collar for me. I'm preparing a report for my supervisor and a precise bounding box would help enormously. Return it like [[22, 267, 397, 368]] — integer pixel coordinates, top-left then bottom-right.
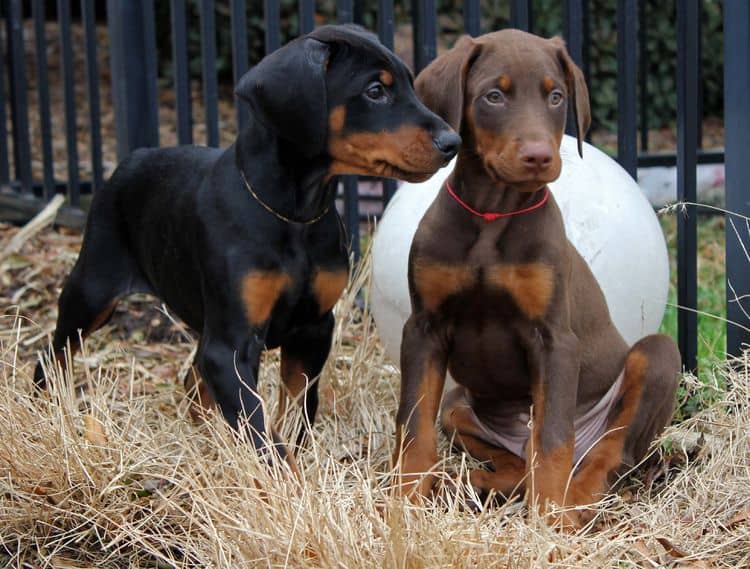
[[444, 179, 550, 222]]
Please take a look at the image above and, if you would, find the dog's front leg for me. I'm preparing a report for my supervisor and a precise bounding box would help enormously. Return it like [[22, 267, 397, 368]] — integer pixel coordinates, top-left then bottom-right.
[[525, 326, 581, 527], [196, 329, 298, 475], [394, 314, 447, 499]]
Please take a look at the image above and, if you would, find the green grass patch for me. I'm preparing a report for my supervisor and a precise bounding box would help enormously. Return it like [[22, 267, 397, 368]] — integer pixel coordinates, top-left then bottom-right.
[[659, 213, 727, 419]]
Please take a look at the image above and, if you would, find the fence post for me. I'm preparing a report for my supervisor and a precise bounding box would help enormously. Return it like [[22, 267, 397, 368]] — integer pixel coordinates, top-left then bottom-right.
[[6, 0, 32, 193], [616, 0, 638, 179], [676, 1, 699, 372], [107, 0, 159, 159], [723, 1, 750, 357], [565, 0, 584, 141]]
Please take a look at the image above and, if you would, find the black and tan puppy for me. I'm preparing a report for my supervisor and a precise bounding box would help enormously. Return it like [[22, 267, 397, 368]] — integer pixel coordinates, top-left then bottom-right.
[[35, 25, 459, 468], [394, 29, 680, 527]]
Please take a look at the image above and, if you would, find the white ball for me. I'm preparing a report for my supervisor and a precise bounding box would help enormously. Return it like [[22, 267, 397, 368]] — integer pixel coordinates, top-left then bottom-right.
[[371, 135, 669, 363]]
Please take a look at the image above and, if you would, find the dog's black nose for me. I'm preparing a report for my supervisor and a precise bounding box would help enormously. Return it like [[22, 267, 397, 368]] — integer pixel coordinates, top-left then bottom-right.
[[433, 131, 461, 158]]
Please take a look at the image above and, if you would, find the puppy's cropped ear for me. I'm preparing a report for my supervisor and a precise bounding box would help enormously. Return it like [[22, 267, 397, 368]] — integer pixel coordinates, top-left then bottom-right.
[[551, 37, 591, 158], [236, 37, 330, 157], [415, 35, 480, 133]]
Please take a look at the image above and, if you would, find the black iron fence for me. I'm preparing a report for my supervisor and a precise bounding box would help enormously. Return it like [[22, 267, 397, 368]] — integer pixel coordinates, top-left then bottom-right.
[[0, 0, 748, 368]]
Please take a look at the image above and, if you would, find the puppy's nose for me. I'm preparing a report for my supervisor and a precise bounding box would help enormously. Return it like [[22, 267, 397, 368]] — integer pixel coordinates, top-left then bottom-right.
[[519, 142, 553, 170], [433, 131, 461, 159]]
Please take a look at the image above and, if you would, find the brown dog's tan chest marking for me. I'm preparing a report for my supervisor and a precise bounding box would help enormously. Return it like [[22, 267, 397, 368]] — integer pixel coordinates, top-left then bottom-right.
[[313, 269, 348, 314], [486, 263, 555, 319], [241, 270, 291, 325], [413, 261, 475, 312]]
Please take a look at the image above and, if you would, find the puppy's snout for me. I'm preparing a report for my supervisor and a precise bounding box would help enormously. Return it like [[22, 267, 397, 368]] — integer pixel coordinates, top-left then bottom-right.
[[519, 142, 553, 171], [433, 131, 461, 160]]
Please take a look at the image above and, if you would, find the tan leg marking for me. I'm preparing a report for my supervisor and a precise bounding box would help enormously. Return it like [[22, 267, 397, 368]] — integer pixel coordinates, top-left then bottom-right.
[[312, 269, 348, 314], [184, 366, 217, 423], [412, 261, 475, 312], [526, 377, 578, 528], [441, 395, 527, 495], [395, 361, 444, 499], [241, 270, 291, 326], [275, 354, 308, 427], [567, 350, 647, 522], [486, 263, 555, 319]]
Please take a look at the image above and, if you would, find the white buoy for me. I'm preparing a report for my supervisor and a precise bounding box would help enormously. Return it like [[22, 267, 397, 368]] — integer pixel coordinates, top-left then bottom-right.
[[371, 135, 670, 363]]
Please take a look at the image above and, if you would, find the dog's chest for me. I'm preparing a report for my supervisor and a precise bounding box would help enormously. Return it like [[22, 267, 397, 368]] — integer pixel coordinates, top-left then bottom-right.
[[238, 228, 349, 343], [413, 227, 556, 321]]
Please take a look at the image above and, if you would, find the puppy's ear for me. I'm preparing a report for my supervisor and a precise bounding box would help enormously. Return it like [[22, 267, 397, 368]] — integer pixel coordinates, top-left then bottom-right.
[[551, 37, 591, 158], [415, 35, 481, 133], [236, 37, 330, 157]]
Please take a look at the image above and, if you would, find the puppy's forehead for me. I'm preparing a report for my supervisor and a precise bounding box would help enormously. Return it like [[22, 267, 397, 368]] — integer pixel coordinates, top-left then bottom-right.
[[311, 25, 411, 81], [469, 30, 564, 88]]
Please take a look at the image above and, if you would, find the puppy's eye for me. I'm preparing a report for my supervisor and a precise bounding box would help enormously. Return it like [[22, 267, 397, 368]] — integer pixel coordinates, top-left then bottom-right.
[[364, 81, 387, 102], [549, 90, 564, 107], [485, 89, 505, 105]]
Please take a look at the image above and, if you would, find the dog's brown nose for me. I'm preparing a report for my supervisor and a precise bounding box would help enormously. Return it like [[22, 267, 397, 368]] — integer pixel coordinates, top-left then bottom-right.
[[433, 131, 461, 159], [519, 142, 553, 171]]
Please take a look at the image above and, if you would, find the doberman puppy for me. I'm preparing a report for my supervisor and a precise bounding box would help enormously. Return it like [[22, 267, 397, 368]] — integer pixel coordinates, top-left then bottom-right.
[[35, 25, 459, 468], [394, 29, 680, 527]]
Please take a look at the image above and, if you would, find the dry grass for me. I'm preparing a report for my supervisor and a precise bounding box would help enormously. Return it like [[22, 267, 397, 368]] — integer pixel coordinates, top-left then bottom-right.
[[1, 224, 749, 568]]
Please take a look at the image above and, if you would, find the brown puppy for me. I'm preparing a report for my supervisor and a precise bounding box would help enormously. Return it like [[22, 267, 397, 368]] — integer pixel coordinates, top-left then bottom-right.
[[394, 29, 681, 528]]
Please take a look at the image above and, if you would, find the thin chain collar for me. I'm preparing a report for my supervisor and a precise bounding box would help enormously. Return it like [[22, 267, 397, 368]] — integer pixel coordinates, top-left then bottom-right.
[[239, 167, 331, 225]]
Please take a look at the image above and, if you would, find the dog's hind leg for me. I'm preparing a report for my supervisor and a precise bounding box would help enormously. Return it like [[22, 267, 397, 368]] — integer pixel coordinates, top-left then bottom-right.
[[441, 386, 527, 497], [34, 206, 144, 388], [567, 334, 680, 523]]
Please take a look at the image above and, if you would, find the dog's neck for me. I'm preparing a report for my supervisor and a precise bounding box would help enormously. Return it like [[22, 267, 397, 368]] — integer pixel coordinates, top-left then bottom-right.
[[234, 117, 337, 223], [449, 148, 547, 219]]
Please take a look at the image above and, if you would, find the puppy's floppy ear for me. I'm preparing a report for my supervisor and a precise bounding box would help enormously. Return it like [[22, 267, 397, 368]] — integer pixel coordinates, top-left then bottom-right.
[[551, 37, 591, 158], [415, 35, 481, 133], [236, 37, 330, 158]]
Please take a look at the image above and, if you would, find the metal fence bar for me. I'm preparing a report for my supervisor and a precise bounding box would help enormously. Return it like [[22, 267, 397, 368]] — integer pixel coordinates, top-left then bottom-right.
[[581, 0, 591, 93], [231, 0, 249, 131], [564, 0, 584, 66], [510, 0, 531, 31], [696, 0, 703, 149], [337, 0, 360, 260], [616, 0, 638, 179], [200, 0, 219, 147], [676, 0, 699, 372], [638, 0, 648, 152], [58, 0, 80, 206], [0, 26, 9, 186], [171, 0, 193, 145], [7, 0, 32, 193], [299, 0, 315, 35], [464, 0, 480, 37], [378, 0, 398, 206], [82, 0, 104, 193], [564, 0, 584, 139], [414, 0, 437, 73], [108, 0, 159, 159], [723, 0, 750, 357], [378, 0, 395, 50], [32, 0, 55, 199], [265, 0, 281, 52], [638, 149, 723, 168]]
